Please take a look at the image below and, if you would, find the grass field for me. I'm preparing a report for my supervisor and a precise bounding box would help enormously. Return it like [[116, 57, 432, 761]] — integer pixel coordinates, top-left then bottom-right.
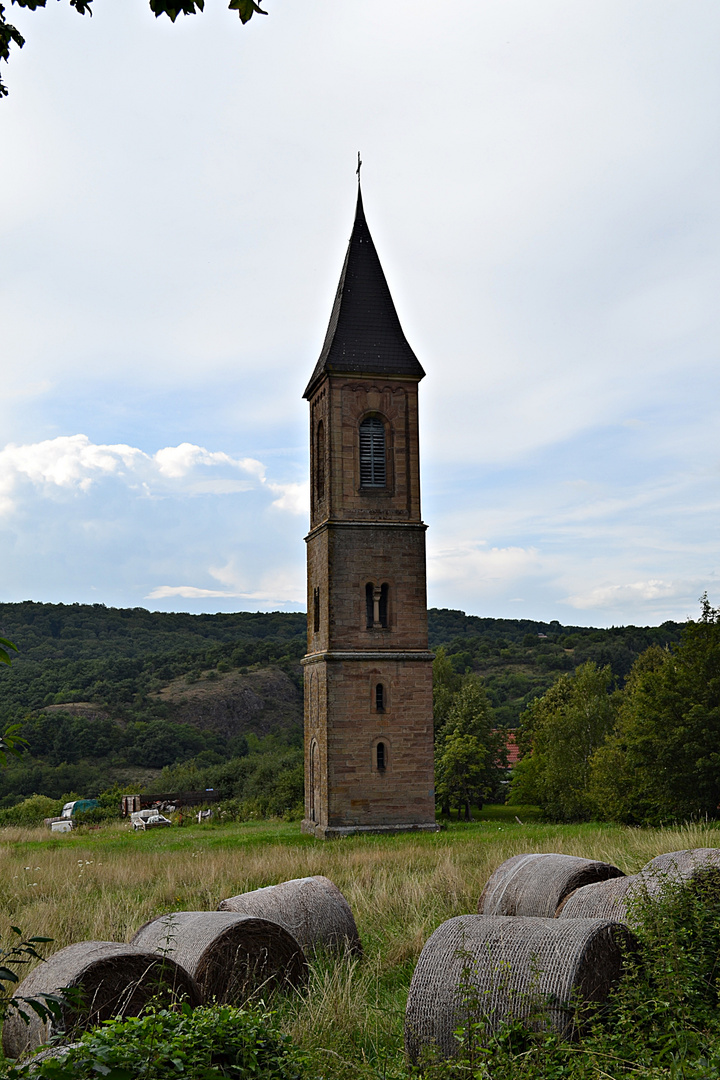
[[3, 811, 720, 1077]]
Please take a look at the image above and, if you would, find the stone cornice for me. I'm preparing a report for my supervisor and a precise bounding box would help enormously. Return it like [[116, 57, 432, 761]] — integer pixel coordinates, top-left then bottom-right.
[[305, 519, 427, 543], [301, 650, 435, 665]]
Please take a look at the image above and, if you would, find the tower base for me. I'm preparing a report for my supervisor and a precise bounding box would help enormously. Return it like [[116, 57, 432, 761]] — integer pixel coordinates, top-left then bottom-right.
[[301, 819, 442, 840]]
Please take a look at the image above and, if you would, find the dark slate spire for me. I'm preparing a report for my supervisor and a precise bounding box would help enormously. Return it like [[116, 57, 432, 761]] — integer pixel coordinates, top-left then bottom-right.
[[303, 186, 425, 399]]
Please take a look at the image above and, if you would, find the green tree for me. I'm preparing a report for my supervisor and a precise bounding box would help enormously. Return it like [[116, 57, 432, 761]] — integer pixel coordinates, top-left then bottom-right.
[[432, 645, 461, 746], [1, 0, 267, 98], [590, 595, 720, 824], [509, 661, 618, 821], [435, 674, 506, 820], [0, 638, 26, 766]]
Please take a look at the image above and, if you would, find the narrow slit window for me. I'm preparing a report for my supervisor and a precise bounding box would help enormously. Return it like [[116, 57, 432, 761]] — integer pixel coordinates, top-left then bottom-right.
[[315, 421, 325, 502], [375, 683, 384, 712], [359, 417, 386, 487], [376, 742, 386, 771], [313, 586, 320, 634], [379, 583, 389, 628], [365, 582, 374, 629]]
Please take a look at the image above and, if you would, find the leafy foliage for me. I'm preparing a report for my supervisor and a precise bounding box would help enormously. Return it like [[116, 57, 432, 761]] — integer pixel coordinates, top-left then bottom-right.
[[435, 674, 506, 820], [428, 608, 681, 728], [0, 926, 62, 1036], [0, 0, 267, 98], [509, 661, 619, 821], [2, 1003, 305, 1079], [511, 596, 720, 824], [0, 600, 688, 819], [590, 595, 720, 824], [0, 637, 18, 667]]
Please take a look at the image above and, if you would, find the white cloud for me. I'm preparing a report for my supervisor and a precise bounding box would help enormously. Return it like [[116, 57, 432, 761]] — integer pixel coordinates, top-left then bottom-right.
[[565, 580, 688, 611], [1, 1, 719, 623], [147, 561, 305, 607], [147, 585, 236, 600], [154, 443, 265, 481], [0, 435, 299, 514], [428, 541, 542, 589], [267, 481, 309, 516]]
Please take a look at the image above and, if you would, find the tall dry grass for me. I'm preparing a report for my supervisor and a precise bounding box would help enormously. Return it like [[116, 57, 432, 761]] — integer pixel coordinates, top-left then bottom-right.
[[3, 817, 720, 1077]]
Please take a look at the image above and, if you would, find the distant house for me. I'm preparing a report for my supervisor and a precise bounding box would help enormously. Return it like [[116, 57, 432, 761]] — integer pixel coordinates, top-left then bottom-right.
[[505, 732, 522, 769]]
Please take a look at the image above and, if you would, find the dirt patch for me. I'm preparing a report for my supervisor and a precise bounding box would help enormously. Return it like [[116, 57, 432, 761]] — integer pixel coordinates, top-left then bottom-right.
[[153, 667, 303, 740]]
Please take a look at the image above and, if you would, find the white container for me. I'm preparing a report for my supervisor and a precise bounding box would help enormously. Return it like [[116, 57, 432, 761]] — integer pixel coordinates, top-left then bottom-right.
[[51, 820, 73, 833]]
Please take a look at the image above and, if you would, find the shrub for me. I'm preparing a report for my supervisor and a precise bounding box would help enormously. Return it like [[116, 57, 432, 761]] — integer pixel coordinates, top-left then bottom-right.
[[0, 794, 62, 827], [2, 1004, 306, 1079]]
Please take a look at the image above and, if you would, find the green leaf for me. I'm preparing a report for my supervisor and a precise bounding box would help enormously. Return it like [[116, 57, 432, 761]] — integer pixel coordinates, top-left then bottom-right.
[[228, 0, 267, 24], [148, 0, 204, 21]]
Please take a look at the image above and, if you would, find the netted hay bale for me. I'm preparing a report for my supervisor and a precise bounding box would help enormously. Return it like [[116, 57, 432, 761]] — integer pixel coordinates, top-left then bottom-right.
[[131, 911, 307, 1003], [21, 1042, 83, 1076], [405, 915, 635, 1063], [559, 849, 720, 922], [556, 875, 643, 921], [218, 875, 362, 955], [2, 941, 200, 1060], [478, 853, 625, 917], [642, 848, 720, 876]]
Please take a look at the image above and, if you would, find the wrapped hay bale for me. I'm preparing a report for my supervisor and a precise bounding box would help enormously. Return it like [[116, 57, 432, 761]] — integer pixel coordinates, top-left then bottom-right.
[[2, 941, 200, 1060], [21, 1042, 83, 1076], [131, 911, 307, 1003], [557, 875, 643, 920], [405, 915, 635, 1063], [218, 875, 362, 955], [559, 849, 720, 922], [642, 848, 720, 876], [478, 853, 625, 917]]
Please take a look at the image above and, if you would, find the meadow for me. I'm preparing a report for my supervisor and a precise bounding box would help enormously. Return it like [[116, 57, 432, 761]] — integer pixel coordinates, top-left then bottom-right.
[[4, 810, 720, 1077]]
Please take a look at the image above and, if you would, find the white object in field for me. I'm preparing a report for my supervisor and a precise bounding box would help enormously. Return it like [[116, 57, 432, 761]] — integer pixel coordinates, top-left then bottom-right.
[[61, 802, 77, 819], [51, 820, 73, 833], [130, 809, 172, 831]]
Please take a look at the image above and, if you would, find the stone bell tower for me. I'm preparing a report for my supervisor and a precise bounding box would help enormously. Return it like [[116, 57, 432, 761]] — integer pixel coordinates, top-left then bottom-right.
[[301, 182, 438, 839]]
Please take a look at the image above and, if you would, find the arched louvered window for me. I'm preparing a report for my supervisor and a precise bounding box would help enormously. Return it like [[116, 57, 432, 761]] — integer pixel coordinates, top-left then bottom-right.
[[375, 683, 385, 712], [365, 583, 374, 629], [359, 416, 386, 487], [376, 742, 386, 771]]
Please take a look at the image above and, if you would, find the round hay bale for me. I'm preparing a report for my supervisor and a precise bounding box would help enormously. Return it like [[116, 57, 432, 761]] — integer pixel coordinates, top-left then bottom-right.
[[131, 911, 307, 1003], [21, 1042, 83, 1076], [559, 850, 720, 922], [405, 915, 635, 1063], [556, 875, 644, 921], [218, 876, 362, 955], [478, 853, 625, 917], [2, 941, 200, 1060], [642, 848, 720, 876]]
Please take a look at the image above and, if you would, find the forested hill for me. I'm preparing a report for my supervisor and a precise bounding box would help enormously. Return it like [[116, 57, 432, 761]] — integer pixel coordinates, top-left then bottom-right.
[[0, 601, 683, 725], [0, 601, 683, 807]]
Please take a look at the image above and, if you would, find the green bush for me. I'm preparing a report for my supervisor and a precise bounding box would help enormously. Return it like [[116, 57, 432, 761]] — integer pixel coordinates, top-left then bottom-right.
[[0, 794, 62, 826], [2, 1004, 306, 1080]]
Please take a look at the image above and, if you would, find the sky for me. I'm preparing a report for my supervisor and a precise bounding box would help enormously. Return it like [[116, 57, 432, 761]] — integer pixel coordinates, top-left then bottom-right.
[[1, 0, 718, 628]]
